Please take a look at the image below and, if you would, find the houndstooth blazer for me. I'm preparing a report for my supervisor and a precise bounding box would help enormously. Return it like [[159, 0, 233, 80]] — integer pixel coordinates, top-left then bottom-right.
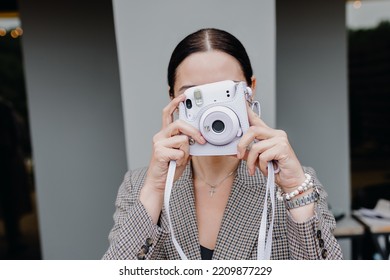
[[103, 160, 343, 260]]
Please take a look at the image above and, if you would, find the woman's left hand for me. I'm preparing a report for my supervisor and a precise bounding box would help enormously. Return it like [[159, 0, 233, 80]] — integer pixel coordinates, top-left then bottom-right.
[[237, 104, 306, 192]]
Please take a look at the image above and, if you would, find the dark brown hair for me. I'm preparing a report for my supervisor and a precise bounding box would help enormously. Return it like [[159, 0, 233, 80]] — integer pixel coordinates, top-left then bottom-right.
[[167, 28, 253, 97]]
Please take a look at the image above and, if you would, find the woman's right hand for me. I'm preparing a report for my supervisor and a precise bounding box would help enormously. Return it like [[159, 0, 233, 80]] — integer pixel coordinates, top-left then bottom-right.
[[143, 94, 206, 194], [140, 94, 205, 224]]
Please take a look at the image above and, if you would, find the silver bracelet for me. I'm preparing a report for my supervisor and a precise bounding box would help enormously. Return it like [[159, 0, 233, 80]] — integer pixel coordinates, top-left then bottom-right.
[[284, 188, 319, 210]]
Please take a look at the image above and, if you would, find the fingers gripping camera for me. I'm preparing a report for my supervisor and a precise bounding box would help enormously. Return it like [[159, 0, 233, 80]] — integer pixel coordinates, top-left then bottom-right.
[[179, 80, 254, 156]]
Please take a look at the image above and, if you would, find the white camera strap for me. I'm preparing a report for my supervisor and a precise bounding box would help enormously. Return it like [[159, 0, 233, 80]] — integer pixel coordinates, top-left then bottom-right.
[[258, 161, 276, 259], [164, 160, 188, 260], [164, 160, 276, 260]]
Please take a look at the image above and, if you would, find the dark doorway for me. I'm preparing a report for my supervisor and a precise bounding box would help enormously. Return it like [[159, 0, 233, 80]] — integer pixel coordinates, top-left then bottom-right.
[[0, 0, 42, 259], [347, 0, 390, 260]]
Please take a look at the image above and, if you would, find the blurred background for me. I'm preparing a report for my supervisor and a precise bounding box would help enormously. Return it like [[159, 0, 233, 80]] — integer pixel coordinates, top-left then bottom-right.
[[0, 0, 38, 259], [0, 0, 389, 260]]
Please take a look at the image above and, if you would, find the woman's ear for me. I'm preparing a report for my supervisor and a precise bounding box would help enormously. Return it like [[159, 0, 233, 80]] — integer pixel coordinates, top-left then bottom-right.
[[250, 76, 257, 96]]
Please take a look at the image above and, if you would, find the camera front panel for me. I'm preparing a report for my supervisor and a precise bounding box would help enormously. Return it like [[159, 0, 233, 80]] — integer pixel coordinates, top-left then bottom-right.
[[182, 81, 238, 121], [178, 80, 250, 156]]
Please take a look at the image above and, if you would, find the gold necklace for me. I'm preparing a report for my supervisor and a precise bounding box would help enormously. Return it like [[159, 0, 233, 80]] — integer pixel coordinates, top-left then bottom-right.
[[194, 169, 236, 197]]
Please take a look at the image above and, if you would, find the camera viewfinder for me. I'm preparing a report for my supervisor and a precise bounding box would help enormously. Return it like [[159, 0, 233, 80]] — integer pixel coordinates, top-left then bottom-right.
[[194, 89, 203, 107]]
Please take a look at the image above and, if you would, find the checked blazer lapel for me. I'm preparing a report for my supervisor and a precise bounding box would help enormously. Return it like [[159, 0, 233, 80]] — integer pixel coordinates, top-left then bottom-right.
[[160, 161, 274, 260], [212, 161, 268, 260]]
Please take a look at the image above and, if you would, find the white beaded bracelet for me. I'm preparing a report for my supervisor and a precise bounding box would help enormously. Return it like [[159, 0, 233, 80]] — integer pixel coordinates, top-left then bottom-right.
[[277, 173, 314, 201]]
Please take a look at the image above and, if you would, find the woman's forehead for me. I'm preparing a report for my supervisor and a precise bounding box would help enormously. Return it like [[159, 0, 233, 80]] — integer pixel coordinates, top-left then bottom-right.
[[174, 51, 244, 94]]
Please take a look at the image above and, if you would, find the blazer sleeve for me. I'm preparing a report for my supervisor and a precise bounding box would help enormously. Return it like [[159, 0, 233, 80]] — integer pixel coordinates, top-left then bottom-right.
[[102, 169, 169, 260], [285, 167, 343, 259]]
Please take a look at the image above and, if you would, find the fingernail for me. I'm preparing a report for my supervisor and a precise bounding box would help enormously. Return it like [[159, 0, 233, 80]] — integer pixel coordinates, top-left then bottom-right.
[[237, 151, 241, 158], [199, 136, 206, 144]]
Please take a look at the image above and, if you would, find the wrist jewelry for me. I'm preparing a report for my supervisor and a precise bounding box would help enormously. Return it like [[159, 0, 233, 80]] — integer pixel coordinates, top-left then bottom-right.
[[276, 173, 314, 201], [285, 188, 319, 210]]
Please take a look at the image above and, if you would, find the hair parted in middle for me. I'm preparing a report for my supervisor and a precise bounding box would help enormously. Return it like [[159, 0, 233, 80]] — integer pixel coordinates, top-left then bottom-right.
[[167, 28, 253, 97]]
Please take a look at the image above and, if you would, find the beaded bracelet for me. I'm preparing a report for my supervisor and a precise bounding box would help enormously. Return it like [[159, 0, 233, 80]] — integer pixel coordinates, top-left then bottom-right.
[[276, 173, 314, 201]]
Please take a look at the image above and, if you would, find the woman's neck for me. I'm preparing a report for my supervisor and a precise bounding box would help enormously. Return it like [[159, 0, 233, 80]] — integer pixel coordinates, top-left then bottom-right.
[[191, 156, 240, 182]]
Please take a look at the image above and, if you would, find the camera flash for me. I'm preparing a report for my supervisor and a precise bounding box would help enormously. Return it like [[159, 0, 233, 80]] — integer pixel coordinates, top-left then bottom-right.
[[194, 89, 203, 107]]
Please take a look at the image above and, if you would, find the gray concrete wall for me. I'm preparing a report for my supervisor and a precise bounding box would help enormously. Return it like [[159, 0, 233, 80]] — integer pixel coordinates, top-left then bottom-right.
[[19, 0, 127, 259], [276, 0, 350, 258]]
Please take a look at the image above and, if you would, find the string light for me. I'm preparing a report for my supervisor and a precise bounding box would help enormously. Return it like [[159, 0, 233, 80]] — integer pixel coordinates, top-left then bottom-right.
[[10, 29, 19, 38], [353, 0, 362, 9], [0, 27, 24, 38], [15, 27, 23, 36]]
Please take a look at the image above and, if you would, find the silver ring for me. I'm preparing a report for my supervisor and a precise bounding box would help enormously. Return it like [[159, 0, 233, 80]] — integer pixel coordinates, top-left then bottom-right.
[[188, 137, 195, 145]]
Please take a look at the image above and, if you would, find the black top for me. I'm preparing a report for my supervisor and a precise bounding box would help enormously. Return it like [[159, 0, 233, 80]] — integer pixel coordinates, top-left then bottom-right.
[[200, 245, 214, 260]]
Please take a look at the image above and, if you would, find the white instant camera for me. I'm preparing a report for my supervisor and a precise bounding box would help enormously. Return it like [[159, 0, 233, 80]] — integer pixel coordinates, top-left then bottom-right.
[[178, 80, 253, 156]]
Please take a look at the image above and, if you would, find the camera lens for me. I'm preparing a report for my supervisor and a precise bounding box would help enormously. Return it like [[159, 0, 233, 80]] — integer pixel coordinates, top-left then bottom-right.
[[212, 120, 225, 133], [186, 99, 192, 109], [200, 106, 240, 146]]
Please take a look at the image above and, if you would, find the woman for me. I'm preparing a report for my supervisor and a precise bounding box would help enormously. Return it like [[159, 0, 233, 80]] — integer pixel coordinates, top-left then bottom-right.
[[103, 28, 343, 260]]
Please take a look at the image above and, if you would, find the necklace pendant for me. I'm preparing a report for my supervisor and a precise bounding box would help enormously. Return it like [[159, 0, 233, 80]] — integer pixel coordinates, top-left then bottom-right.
[[209, 187, 216, 197]]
